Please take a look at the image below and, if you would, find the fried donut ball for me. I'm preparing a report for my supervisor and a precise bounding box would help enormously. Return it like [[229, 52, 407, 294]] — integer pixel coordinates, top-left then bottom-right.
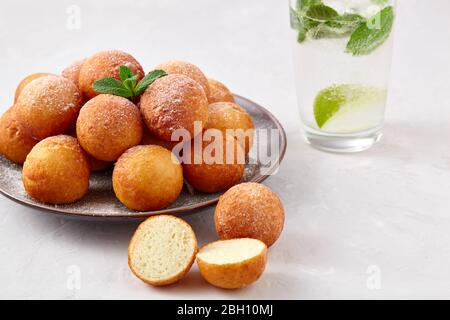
[[207, 79, 235, 104], [155, 60, 209, 97], [113, 145, 183, 211], [62, 58, 86, 89], [76, 94, 143, 161], [0, 107, 39, 164], [206, 102, 255, 154], [140, 74, 208, 141], [79, 50, 144, 100], [15, 75, 82, 140], [214, 183, 284, 247], [183, 131, 245, 193], [22, 135, 90, 204], [14, 73, 53, 103]]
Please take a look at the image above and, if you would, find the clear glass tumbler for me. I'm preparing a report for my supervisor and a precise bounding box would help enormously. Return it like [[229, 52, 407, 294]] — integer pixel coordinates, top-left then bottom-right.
[[290, 0, 396, 152]]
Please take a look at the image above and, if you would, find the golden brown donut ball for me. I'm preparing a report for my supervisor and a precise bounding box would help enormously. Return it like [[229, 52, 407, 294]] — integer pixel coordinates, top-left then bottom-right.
[[0, 107, 39, 164], [76, 94, 143, 161], [183, 131, 245, 193], [14, 73, 53, 103], [155, 60, 210, 97], [79, 50, 144, 100], [214, 182, 284, 247], [62, 58, 86, 89], [113, 145, 183, 211], [22, 135, 90, 204], [206, 102, 254, 154], [207, 79, 235, 104], [15, 75, 82, 140], [140, 74, 208, 142]]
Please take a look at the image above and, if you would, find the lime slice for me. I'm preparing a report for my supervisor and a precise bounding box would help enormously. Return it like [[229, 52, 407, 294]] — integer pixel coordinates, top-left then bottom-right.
[[314, 84, 387, 133]]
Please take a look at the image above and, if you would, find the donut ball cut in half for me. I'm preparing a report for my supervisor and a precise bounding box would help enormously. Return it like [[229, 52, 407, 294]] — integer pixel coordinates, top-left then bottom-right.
[[207, 79, 235, 104], [14, 73, 54, 103], [140, 74, 208, 141], [206, 102, 255, 154], [128, 215, 197, 286], [0, 107, 39, 164], [76, 94, 143, 161], [22, 135, 90, 204], [215, 182, 284, 247], [196, 238, 267, 289], [15, 75, 82, 140], [62, 58, 86, 89], [79, 50, 144, 99], [155, 60, 210, 97], [182, 131, 245, 193], [113, 145, 183, 211]]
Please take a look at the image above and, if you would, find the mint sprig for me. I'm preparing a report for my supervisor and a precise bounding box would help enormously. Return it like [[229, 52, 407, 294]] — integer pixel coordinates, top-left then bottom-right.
[[346, 6, 395, 55], [93, 66, 167, 100]]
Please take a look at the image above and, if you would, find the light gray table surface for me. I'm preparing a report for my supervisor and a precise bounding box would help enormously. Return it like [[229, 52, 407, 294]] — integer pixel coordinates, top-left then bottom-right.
[[0, 0, 449, 299]]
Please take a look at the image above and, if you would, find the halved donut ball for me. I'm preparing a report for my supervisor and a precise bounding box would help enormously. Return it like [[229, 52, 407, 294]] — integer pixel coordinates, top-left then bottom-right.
[[15, 75, 82, 140], [128, 215, 197, 286], [22, 135, 90, 204], [196, 238, 267, 289], [140, 74, 208, 142], [76, 94, 143, 161], [79, 50, 144, 99], [113, 145, 183, 211]]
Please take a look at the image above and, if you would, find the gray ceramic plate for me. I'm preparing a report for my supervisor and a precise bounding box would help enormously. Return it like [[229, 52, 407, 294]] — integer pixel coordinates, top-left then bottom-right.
[[0, 95, 287, 219]]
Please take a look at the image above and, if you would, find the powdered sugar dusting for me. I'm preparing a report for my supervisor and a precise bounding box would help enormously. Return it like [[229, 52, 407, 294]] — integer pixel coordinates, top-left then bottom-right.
[[0, 95, 286, 218]]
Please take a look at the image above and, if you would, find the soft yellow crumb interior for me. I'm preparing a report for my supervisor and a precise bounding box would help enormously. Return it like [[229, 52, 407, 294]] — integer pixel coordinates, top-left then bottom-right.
[[197, 239, 265, 265], [131, 217, 196, 280]]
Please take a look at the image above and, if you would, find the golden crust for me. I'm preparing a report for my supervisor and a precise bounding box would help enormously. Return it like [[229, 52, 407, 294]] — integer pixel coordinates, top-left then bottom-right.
[[14, 73, 53, 103], [0, 107, 39, 164], [206, 102, 255, 154], [22, 135, 90, 204], [15, 75, 83, 140], [207, 79, 235, 104], [214, 183, 285, 247], [140, 74, 208, 141], [156, 60, 210, 97], [183, 132, 245, 193], [79, 50, 144, 100], [128, 215, 198, 286], [113, 145, 183, 211], [62, 58, 86, 89], [196, 239, 267, 289], [76, 94, 143, 161]]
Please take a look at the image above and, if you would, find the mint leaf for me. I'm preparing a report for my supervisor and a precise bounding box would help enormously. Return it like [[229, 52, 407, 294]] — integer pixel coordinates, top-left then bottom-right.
[[119, 65, 133, 81], [305, 4, 338, 21], [93, 78, 133, 98], [135, 70, 167, 96], [346, 6, 394, 55], [123, 75, 139, 93], [297, 0, 321, 10]]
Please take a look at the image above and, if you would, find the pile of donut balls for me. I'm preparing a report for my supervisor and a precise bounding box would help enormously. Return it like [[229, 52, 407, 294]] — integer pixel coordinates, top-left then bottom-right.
[[0, 50, 284, 247]]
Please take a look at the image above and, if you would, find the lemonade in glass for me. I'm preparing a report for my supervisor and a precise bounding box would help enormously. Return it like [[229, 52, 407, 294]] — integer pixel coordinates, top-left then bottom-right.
[[290, 0, 396, 152]]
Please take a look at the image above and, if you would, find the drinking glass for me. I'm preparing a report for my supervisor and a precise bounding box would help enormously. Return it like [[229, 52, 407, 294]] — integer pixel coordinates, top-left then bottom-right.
[[290, 0, 396, 152]]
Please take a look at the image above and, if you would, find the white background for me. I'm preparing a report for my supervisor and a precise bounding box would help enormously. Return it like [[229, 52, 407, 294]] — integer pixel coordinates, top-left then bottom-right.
[[0, 0, 449, 299]]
